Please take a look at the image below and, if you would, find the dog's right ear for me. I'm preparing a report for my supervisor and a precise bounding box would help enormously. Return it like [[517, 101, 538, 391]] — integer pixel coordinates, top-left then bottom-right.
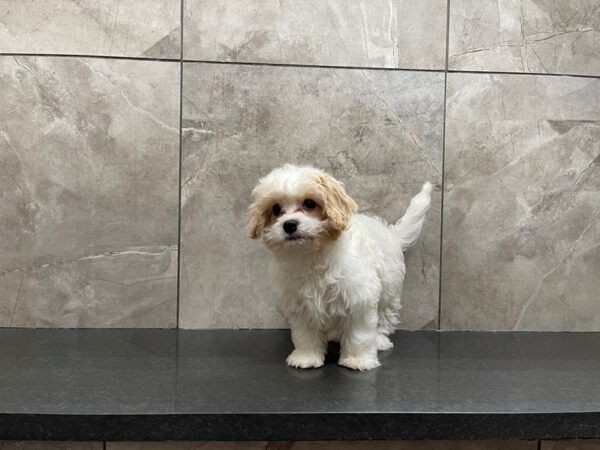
[[247, 200, 266, 239]]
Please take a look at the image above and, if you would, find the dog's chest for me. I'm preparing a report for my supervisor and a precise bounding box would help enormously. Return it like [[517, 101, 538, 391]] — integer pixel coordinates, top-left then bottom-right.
[[287, 268, 348, 322]]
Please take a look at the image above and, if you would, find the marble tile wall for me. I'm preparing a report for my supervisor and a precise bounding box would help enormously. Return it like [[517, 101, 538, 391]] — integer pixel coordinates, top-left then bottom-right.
[[179, 63, 443, 329], [1, 1, 599, 330], [0, 0, 181, 58], [448, 0, 600, 76], [442, 73, 600, 331], [182, 0, 447, 69], [0, 56, 179, 328]]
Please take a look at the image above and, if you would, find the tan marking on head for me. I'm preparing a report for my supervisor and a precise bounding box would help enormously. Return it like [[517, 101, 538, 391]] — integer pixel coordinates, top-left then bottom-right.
[[296, 186, 325, 219], [247, 186, 286, 239], [247, 201, 267, 239]]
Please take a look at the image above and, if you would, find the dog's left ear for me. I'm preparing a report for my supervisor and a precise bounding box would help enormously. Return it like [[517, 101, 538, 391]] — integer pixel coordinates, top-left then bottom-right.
[[316, 171, 358, 231]]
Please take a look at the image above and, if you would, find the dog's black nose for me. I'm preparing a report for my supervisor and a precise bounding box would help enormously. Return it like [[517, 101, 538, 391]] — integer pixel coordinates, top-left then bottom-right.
[[283, 220, 298, 234]]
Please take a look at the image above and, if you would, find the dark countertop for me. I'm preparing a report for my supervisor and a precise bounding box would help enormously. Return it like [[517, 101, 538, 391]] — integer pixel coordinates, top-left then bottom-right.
[[0, 329, 599, 441]]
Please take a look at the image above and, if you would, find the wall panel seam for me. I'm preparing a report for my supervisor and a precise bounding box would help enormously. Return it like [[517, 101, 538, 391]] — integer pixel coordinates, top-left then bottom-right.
[[1, 52, 599, 80], [176, 0, 184, 329], [438, 0, 451, 330]]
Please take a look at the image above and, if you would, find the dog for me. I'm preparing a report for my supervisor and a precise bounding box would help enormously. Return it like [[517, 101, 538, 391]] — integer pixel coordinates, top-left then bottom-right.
[[247, 164, 432, 371]]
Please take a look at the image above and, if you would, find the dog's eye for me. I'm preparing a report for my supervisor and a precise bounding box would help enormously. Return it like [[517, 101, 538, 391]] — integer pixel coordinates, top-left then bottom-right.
[[272, 203, 281, 217], [303, 199, 316, 211]]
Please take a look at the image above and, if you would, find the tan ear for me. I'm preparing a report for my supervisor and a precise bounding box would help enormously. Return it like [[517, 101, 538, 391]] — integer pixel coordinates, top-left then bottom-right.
[[247, 201, 266, 239], [316, 171, 358, 231]]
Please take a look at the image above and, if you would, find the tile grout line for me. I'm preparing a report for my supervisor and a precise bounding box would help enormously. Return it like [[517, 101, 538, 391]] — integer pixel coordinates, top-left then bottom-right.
[[181, 59, 600, 79], [176, 0, 184, 330], [2, 52, 600, 79], [447, 68, 600, 79], [179, 60, 600, 80], [182, 58, 446, 73], [438, 0, 452, 331], [0, 52, 178, 63]]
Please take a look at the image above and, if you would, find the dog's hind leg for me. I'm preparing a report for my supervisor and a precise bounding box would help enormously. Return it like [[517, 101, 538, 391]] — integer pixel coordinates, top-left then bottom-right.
[[376, 295, 401, 350]]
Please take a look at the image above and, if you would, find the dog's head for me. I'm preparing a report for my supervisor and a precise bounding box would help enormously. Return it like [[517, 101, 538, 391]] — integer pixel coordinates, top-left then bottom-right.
[[247, 164, 357, 252]]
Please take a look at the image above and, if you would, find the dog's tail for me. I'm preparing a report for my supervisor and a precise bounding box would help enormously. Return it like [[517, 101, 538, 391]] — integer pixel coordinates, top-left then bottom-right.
[[392, 182, 433, 250]]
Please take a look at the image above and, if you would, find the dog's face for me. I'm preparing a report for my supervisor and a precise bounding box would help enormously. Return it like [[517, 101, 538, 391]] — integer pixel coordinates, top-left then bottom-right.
[[247, 165, 357, 252]]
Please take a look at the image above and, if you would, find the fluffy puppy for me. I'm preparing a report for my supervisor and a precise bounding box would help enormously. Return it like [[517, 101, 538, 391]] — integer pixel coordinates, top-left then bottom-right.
[[248, 164, 432, 371]]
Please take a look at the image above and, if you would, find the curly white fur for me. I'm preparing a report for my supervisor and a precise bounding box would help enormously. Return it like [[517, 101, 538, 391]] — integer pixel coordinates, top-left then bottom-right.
[[248, 165, 432, 371]]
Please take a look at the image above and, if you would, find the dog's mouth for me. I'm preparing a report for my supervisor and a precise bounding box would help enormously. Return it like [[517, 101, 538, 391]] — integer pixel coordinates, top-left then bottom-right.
[[284, 235, 305, 242]]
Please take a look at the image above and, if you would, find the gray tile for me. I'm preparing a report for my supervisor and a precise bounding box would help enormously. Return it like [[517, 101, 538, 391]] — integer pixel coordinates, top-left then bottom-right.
[[0, 443, 102, 450], [183, 0, 447, 69], [180, 63, 443, 329], [442, 73, 600, 330], [0, 56, 179, 327], [543, 440, 600, 449], [0, 0, 180, 58], [448, 0, 600, 76]]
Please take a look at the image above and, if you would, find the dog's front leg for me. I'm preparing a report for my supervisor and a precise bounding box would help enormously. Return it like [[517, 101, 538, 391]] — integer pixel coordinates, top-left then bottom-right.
[[338, 307, 380, 371], [286, 319, 326, 369]]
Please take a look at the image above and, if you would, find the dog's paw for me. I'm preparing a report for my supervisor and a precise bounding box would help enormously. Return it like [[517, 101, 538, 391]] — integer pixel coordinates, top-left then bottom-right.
[[338, 355, 381, 371], [286, 350, 325, 369], [376, 334, 394, 351]]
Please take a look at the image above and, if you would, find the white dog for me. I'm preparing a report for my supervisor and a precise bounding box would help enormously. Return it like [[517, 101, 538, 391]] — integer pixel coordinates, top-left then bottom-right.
[[248, 164, 432, 371]]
